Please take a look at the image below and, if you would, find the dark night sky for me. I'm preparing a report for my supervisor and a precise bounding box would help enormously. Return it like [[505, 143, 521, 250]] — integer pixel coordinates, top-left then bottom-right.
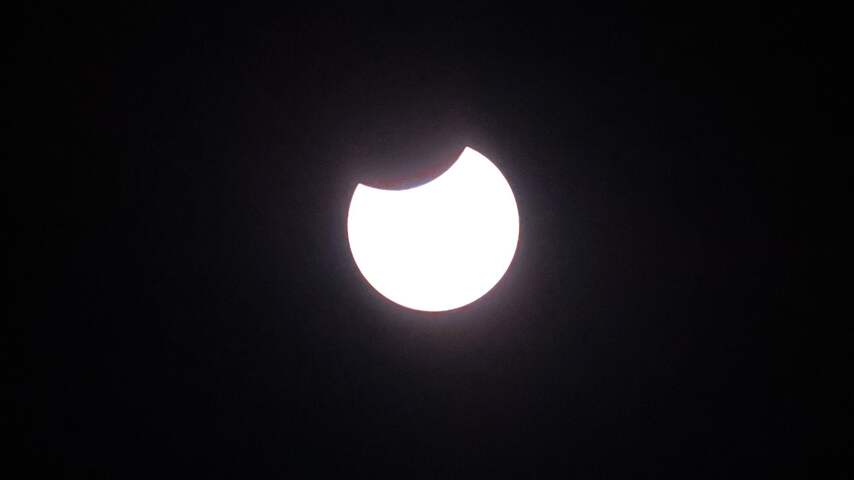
[[6, 3, 845, 477]]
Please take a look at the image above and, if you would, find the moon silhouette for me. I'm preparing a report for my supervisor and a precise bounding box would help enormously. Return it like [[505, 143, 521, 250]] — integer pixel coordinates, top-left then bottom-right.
[[347, 147, 519, 312]]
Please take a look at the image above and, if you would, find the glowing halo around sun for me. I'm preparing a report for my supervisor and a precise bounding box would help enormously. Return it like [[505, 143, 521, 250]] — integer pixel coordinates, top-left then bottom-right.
[[347, 147, 519, 312]]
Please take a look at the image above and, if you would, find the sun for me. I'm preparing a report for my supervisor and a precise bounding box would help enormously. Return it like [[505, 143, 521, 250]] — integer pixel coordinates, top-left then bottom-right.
[[347, 147, 519, 312]]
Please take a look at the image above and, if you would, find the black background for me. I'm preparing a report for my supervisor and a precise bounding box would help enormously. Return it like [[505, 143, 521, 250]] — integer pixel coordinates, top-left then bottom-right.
[[6, 4, 844, 477]]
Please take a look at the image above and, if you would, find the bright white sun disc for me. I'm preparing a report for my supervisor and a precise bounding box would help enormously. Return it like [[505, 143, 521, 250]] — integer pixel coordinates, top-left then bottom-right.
[[347, 147, 519, 312]]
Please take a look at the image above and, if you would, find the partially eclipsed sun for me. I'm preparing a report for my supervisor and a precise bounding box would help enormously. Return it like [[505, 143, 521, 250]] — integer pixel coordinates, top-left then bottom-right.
[[347, 147, 519, 312]]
